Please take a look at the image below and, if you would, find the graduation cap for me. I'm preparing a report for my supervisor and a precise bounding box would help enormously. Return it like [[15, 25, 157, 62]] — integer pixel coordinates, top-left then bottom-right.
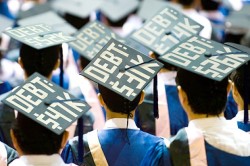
[[80, 38, 163, 117], [17, 2, 52, 19], [51, 0, 102, 30], [69, 21, 126, 61], [225, 5, 250, 33], [4, 23, 75, 49], [52, 0, 103, 19], [226, 15, 250, 33], [159, 35, 250, 81], [2, 72, 90, 134], [132, 5, 204, 56], [3, 23, 75, 87], [0, 14, 14, 34], [137, 0, 181, 21], [99, 0, 140, 22], [17, 11, 77, 35]]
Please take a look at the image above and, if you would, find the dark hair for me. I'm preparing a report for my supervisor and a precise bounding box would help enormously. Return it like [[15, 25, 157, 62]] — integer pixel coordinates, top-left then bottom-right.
[[231, 64, 250, 105], [201, 0, 221, 11], [79, 56, 90, 70], [64, 13, 90, 29], [177, 0, 194, 6], [12, 113, 64, 155], [20, 44, 60, 77], [176, 69, 228, 115], [98, 84, 142, 114], [101, 7, 137, 27]]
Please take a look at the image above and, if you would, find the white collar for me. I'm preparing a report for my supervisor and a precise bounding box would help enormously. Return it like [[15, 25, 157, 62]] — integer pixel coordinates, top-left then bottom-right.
[[0, 142, 7, 160], [158, 71, 177, 86], [189, 117, 238, 131], [104, 118, 140, 130], [233, 110, 250, 122], [188, 117, 250, 156], [11, 154, 66, 166]]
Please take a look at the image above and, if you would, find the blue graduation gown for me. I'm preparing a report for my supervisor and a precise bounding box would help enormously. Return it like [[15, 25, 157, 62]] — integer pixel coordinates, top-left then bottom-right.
[[237, 121, 250, 132], [170, 128, 250, 166], [62, 129, 171, 166]]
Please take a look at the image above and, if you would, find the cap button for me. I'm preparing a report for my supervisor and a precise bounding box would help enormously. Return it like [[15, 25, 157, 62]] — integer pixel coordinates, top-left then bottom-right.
[[204, 51, 212, 57]]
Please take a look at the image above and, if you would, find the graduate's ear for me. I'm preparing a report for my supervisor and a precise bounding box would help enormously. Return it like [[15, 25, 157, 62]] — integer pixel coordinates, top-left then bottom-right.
[[227, 80, 232, 95], [138, 90, 145, 105], [148, 51, 156, 59], [60, 131, 69, 149], [98, 93, 105, 106], [232, 82, 243, 107], [177, 86, 188, 108], [18, 57, 24, 69], [53, 59, 60, 70], [10, 129, 23, 155]]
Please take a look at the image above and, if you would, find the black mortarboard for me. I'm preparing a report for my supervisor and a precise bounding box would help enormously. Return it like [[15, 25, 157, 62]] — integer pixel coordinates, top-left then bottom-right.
[[0, 14, 13, 34], [81, 38, 163, 117], [137, 0, 181, 21], [17, 11, 77, 35], [159, 35, 250, 81], [132, 5, 203, 56], [225, 5, 250, 34], [69, 21, 125, 61], [99, 0, 140, 22], [52, 0, 102, 19], [3, 23, 75, 49], [2, 72, 90, 135], [17, 2, 52, 19]]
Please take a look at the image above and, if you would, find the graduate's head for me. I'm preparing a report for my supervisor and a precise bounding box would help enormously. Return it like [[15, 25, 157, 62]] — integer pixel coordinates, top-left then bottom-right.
[[4, 24, 75, 79], [11, 113, 68, 155], [231, 63, 250, 108], [176, 68, 229, 116], [19, 44, 60, 78], [4, 73, 90, 156], [98, 84, 144, 114], [81, 38, 162, 118], [176, 0, 194, 7], [200, 0, 221, 11]]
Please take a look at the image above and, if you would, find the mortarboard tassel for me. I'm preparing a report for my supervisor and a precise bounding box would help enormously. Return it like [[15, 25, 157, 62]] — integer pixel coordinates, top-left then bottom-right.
[[153, 75, 159, 119], [243, 64, 249, 124], [77, 117, 84, 164], [59, 47, 64, 88]]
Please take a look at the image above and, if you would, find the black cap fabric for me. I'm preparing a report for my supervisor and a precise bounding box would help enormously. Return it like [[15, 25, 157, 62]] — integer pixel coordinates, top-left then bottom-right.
[[17, 2, 52, 19], [159, 35, 250, 81], [0, 14, 13, 34], [2, 72, 90, 135], [69, 21, 125, 61], [137, 0, 181, 21], [132, 5, 203, 56], [17, 11, 77, 35], [52, 0, 103, 19], [100, 0, 140, 22], [80, 38, 163, 101], [3, 23, 76, 50]]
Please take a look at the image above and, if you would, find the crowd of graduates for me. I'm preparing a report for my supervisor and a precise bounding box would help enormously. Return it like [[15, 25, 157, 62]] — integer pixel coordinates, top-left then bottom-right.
[[1, 0, 250, 165]]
